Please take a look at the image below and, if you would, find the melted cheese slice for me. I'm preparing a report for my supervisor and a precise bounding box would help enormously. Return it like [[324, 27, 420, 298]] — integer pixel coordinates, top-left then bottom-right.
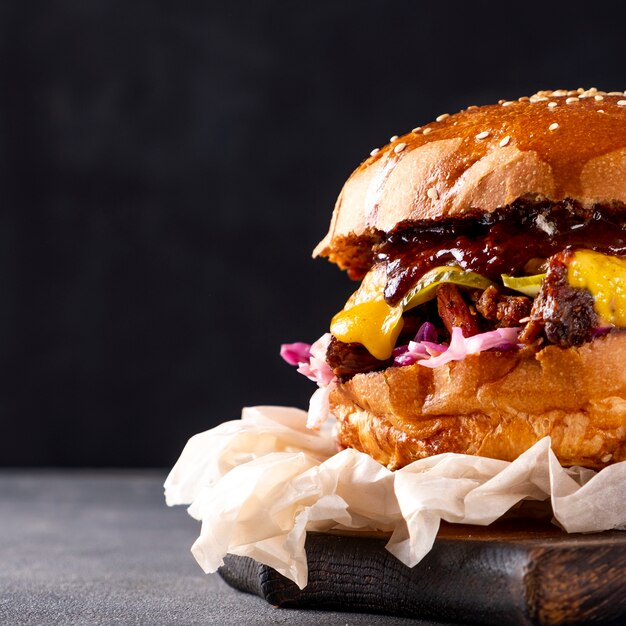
[[331, 299, 403, 361], [567, 250, 626, 326], [330, 264, 404, 360]]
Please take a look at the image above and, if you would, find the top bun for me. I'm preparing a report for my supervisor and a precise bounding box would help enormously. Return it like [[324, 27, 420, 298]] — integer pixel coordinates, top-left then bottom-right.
[[314, 88, 626, 273]]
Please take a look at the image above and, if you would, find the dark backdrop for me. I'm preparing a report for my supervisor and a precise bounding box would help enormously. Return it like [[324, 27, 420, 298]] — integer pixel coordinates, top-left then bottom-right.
[[1, 1, 624, 466]]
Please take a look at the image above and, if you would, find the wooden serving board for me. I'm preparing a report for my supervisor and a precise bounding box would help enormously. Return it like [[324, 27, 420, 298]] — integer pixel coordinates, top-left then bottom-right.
[[218, 519, 626, 625]]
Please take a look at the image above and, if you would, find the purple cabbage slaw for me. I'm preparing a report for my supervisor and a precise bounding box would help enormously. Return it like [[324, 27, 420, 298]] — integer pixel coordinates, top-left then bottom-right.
[[280, 334, 334, 387], [392, 324, 521, 368], [281, 323, 522, 378]]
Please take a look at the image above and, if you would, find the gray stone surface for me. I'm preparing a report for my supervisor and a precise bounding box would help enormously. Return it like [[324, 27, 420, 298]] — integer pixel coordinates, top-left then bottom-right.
[[0, 471, 442, 625]]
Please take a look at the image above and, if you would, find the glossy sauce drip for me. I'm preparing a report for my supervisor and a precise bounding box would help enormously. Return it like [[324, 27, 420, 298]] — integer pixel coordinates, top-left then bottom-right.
[[378, 203, 626, 305]]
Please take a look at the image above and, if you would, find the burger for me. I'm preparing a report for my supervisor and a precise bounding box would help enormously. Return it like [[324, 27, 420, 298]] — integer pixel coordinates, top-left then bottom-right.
[[282, 88, 626, 471]]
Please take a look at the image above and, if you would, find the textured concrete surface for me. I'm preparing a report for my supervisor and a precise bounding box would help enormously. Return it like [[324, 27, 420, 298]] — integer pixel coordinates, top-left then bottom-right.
[[0, 471, 441, 625]]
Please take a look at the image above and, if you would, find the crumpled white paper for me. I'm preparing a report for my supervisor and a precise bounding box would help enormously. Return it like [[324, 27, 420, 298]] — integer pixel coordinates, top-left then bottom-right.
[[164, 405, 626, 589]]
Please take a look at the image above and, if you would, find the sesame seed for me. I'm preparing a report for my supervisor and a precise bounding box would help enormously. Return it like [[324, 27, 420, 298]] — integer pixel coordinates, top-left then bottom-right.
[[618, 100, 626, 106], [608, 91, 623, 96], [597, 109, 605, 113], [475, 131, 490, 140], [536, 214, 556, 235], [565, 97, 578, 104], [547, 101, 557, 108], [594, 95, 604, 101], [577, 88, 585, 93], [427, 187, 439, 200], [394, 142, 407, 154], [499, 136, 511, 147], [601, 453, 613, 463], [501, 101, 514, 107], [389, 135, 398, 142], [567, 90, 578, 96], [436, 113, 450, 122], [422, 128, 433, 135], [411, 126, 422, 133], [553, 89, 567, 97], [369, 148, 380, 156], [549, 123, 559, 131]]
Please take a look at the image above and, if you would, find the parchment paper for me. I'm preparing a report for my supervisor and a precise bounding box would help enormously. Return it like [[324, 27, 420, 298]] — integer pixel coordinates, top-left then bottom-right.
[[164, 406, 626, 589]]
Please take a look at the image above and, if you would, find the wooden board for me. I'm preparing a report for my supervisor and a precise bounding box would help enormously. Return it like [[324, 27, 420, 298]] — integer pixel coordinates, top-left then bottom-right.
[[218, 519, 626, 625]]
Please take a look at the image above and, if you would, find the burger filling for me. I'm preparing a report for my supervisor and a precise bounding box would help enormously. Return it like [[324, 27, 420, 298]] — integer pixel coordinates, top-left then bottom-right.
[[281, 200, 626, 413]]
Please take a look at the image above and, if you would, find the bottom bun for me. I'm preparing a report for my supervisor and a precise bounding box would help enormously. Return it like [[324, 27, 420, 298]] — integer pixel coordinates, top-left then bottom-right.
[[331, 332, 626, 470]]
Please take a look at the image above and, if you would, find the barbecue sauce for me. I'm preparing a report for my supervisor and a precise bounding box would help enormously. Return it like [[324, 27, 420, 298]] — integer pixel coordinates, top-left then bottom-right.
[[378, 202, 626, 305]]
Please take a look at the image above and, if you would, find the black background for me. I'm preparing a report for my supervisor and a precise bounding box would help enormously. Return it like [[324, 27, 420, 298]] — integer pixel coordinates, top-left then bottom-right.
[[1, 1, 624, 466]]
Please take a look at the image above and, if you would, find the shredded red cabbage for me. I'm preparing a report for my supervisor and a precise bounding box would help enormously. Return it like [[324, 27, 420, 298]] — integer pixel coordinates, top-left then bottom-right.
[[393, 326, 521, 368], [281, 334, 334, 387], [281, 334, 336, 430], [414, 321, 438, 343], [280, 342, 311, 366]]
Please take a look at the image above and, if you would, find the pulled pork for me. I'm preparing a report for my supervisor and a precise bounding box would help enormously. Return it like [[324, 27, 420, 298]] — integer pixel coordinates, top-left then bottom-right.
[[476, 286, 532, 328], [436, 284, 480, 336], [327, 251, 601, 379], [518, 252, 598, 347], [326, 336, 392, 381]]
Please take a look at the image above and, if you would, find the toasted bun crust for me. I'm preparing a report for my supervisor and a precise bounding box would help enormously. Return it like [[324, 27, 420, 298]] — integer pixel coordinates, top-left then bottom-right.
[[315, 89, 626, 272], [331, 332, 626, 470]]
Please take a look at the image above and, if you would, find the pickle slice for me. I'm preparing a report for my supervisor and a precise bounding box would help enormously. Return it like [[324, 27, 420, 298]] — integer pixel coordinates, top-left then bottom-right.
[[501, 273, 546, 296], [402, 266, 493, 311]]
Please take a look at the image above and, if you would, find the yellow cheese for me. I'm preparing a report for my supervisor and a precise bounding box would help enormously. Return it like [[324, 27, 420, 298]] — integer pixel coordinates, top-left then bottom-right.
[[331, 299, 403, 361], [331, 263, 489, 360], [567, 250, 626, 326], [330, 264, 403, 360]]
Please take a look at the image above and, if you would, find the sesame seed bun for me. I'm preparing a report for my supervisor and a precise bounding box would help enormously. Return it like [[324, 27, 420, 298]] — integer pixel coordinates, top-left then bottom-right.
[[317, 89, 626, 470], [315, 89, 626, 274]]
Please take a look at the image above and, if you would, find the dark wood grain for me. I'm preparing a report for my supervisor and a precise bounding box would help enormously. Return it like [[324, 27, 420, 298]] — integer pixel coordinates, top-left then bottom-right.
[[218, 520, 626, 625]]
